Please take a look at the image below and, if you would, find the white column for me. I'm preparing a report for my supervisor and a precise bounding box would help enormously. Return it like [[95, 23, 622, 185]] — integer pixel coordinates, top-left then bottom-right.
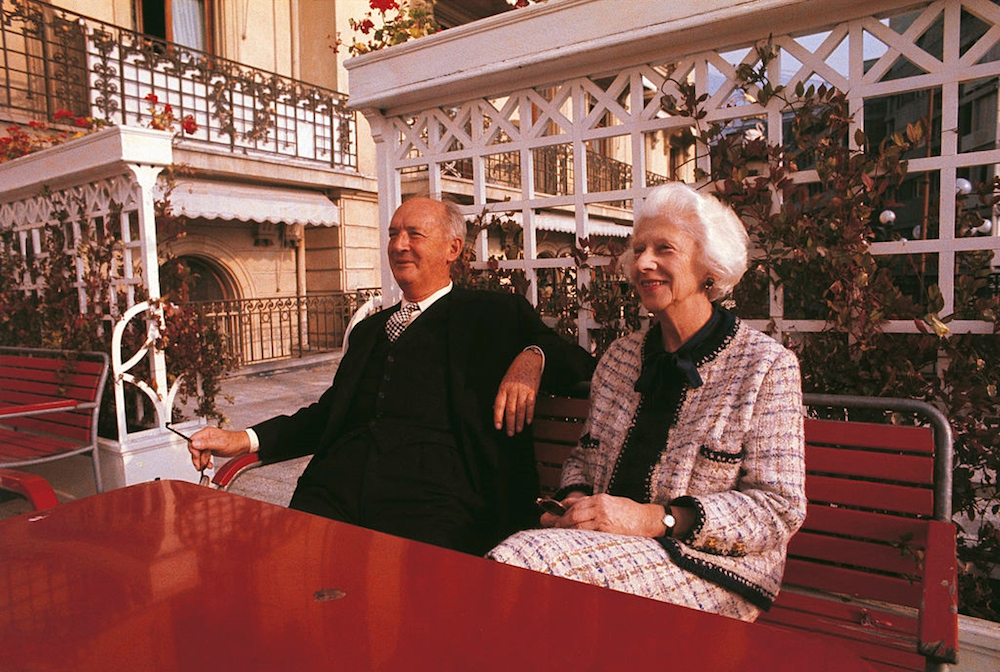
[[127, 164, 169, 399], [364, 110, 403, 305]]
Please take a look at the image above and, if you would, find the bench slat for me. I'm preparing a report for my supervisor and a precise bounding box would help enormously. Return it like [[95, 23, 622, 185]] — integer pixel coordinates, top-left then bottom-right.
[[761, 607, 917, 653], [769, 589, 919, 632], [806, 476, 934, 517], [0, 399, 79, 416], [2, 414, 93, 442], [533, 396, 589, 419], [0, 377, 101, 400], [0, 363, 104, 382], [760, 599, 925, 671], [782, 557, 923, 608], [804, 418, 935, 454], [806, 444, 934, 485], [534, 441, 574, 465], [537, 465, 563, 493], [788, 531, 922, 577], [531, 418, 585, 444], [0, 354, 105, 374], [800, 505, 931, 543], [0, 428, 82, 459]]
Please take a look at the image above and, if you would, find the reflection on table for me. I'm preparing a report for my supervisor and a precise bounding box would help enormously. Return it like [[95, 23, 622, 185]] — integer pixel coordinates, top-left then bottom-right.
[[0, 480, 872, 671]]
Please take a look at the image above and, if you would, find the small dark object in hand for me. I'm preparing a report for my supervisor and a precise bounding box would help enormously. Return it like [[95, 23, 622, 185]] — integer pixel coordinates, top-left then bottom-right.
[[536, 497, 566, 516]]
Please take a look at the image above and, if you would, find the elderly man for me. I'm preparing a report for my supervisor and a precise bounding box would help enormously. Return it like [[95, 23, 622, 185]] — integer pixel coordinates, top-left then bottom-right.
[[189, 196, 594, 554]]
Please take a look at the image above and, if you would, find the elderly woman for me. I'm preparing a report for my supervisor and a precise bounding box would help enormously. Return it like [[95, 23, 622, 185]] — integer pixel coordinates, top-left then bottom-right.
[[488, 182, 806, 622]]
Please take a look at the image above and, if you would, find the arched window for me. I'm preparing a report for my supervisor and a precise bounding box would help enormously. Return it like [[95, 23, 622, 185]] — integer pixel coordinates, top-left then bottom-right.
[[163, 256, 235, 303]]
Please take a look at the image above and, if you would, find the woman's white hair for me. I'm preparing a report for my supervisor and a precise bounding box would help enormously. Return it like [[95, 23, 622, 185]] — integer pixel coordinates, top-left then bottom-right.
[[628, 182, 749, 302]]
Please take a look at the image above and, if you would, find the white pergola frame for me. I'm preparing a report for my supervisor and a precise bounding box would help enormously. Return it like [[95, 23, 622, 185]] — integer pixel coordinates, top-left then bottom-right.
[[0, 126, 205, 484], [348, 0, 1000, 349]]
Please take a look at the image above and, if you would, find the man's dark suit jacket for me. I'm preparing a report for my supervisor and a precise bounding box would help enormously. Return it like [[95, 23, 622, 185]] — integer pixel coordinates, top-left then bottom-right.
[[251, 287, 595, 552]]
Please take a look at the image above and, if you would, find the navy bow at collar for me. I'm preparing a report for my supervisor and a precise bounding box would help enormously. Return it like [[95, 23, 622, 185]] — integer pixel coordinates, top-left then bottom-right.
[[634, 350, 703, 395]]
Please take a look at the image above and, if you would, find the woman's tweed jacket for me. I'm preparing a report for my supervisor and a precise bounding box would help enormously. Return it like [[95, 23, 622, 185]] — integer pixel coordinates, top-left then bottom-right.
[[560, 319, 807, 609]]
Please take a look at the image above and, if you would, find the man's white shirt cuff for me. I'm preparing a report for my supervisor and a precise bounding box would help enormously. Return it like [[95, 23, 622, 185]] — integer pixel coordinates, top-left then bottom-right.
[[245, 428, 260, 453], [524, 344, 545, 375]]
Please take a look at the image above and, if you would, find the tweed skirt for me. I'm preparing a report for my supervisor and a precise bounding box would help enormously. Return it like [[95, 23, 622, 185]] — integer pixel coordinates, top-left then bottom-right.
[[487, 528, 760, 622]]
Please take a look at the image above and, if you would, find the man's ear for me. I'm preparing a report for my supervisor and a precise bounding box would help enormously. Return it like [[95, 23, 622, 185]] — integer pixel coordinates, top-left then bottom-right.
[[446, 237, 463, 263]]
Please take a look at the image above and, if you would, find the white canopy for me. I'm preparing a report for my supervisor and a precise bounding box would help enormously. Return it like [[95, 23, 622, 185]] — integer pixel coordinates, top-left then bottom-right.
[[162, 179, 339, 226]]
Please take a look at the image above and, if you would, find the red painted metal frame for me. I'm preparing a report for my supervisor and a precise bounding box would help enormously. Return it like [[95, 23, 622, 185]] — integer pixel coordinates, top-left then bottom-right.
[[211, 453, 262, 488], [0, 468, 59, 510]]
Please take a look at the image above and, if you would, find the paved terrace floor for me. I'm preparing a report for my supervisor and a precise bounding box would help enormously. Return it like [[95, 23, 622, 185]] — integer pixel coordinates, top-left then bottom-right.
[[0, 351, 342, 521]]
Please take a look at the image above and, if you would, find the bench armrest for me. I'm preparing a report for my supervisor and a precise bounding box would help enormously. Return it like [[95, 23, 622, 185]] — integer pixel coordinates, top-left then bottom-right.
[[0, 399, 89, 419], [0, 469, 59, 510], [211, 453, 262, 489], [918, 519, 959, 665]]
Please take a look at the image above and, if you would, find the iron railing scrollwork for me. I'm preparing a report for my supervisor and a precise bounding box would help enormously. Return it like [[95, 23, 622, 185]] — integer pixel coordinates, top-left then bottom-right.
[[424, 145, 662, 201], [2, 0, 357, 170], [191, 290, 380, 367]]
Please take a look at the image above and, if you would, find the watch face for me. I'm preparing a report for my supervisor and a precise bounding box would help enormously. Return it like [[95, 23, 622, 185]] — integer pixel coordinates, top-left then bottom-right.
[[664, 513, 676, 528]]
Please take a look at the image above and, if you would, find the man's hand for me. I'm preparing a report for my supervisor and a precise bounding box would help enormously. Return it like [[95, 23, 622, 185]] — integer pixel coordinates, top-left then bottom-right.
[[187, 427, 252, 471], [493, 348, 544, 436]]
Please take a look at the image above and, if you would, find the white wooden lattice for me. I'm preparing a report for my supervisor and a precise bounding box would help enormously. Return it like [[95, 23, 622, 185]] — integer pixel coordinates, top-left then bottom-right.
[[0, 126, 177, 446], [371, 0, 1000, 345], [0, 175, 145, 316]]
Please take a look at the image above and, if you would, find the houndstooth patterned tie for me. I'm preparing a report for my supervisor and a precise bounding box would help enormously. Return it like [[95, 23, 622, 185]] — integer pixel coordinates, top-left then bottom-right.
[[385, 302, 420, 342]]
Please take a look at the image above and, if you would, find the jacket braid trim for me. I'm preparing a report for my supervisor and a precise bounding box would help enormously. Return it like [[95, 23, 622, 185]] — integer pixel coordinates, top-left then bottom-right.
[[661, 538, 777, 611]]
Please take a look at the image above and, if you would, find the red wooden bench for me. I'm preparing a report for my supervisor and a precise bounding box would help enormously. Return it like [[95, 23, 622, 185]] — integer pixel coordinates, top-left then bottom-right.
[[0, 347, 110, 494], [763, 394, 958, 672], [212, 391, 958, 671]]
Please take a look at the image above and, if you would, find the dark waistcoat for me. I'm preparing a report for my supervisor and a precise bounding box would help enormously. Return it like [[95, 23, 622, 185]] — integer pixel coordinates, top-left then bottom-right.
[[290, 295, 484, 551], [344, 296, 454, 448]]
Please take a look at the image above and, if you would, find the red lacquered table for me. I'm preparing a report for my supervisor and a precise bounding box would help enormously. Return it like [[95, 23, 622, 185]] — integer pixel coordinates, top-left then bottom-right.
[[0, 480, 872, 671]]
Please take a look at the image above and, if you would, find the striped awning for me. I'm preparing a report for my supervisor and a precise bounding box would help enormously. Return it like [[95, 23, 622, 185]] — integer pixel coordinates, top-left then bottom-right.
[[162, 180, 339, 226]]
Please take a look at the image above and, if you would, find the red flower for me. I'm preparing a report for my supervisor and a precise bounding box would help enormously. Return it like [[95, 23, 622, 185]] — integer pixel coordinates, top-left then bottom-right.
[[74, 116, 91, 128], [181, 115, 198, 134], [369, 0, 398, 12], [53, 109, 75, 120], [513, 0, 529, 6], [360, 18, 374, 34], [145, 92, 159, 104], [162, 103, 173, 115]]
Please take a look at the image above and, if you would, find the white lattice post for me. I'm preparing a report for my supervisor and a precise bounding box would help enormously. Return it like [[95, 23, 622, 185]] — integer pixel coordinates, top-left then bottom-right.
[[104, 128, 207, 487], [363, 111, 404, 305], [128, 164, 169, 399]]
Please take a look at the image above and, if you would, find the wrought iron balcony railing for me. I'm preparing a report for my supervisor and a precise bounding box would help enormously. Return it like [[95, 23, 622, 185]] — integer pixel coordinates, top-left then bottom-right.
[[191, 290, 380, 367], [1, 0, 356, 169], [429, 145, 662, 201]]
